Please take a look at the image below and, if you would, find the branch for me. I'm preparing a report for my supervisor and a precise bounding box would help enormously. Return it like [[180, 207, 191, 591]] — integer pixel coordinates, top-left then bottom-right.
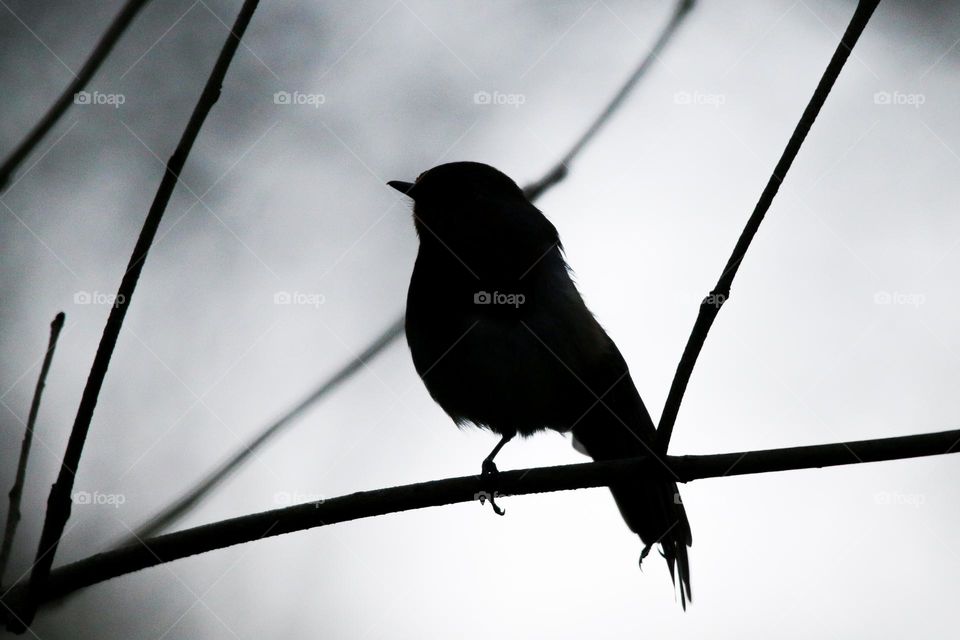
[[0, 313, 66, 585], [2, 427, 957, 619], [523, 0, 695, 201], [655, 0, 882, 453], [0, 0, 153, 191], [6, 0, 263, 632], [125, 317, 405, 542], [126, 0, 698, 541]]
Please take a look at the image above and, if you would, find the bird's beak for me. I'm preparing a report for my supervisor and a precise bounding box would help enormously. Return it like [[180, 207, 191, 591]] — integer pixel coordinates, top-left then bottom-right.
[[387, 180, 416, 197]]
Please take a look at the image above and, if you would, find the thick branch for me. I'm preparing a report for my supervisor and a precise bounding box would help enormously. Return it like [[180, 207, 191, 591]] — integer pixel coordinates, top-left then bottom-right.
[[2, 427, 956, 619], [0, 0, 153, 191], [8, 0, 263, 632], [125, 0, 697, 541], [0, 313, 65, 584], [656, 0, 882, 453]]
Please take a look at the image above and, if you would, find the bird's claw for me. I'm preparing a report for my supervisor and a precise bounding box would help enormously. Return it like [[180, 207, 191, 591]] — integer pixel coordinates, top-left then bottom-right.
[[479, 459, 505, 516]]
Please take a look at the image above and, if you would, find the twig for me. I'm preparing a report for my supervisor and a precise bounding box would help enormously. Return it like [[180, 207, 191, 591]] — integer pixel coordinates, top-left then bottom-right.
[[2, 427, 956, 621], [0, 313, 66, 585], [125, 317, 405, 542], [7, 1, 263, 631], [524, 0, 695, 201], [0, 0, 153, 191], [655, 0, 882, 453], [126, 0, 698, 541]]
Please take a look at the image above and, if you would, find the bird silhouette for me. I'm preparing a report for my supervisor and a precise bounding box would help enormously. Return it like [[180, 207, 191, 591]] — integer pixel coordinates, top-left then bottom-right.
[[391, 161, 692, 608]]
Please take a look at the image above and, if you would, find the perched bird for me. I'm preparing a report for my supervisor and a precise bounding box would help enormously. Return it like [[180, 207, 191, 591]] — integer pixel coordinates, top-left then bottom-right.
[[390, 161, 692, 608]]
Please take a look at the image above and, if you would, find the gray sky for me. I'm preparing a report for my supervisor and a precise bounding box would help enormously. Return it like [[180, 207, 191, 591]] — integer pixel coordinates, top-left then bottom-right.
[[2, 0, 959, 637]]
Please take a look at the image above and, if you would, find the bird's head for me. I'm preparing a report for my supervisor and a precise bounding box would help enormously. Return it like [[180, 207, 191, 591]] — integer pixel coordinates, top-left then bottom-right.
[[389, 162, 558, 271]]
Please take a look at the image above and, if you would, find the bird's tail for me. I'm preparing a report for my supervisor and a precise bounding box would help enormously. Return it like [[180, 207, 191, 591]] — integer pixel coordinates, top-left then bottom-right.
[[573, 434, 693, 608]]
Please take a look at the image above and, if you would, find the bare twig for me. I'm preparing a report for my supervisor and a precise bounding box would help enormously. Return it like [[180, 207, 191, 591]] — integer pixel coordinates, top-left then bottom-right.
[[126, 317, 405, 542], [0, 313, 66, 585], [0, 0, 153, 191], [2, 426, 956, 622], [524, 0, 695, 201], [655, 0, 882, 453], [6, 1, 263, 631], [126, 0, 698, 541]]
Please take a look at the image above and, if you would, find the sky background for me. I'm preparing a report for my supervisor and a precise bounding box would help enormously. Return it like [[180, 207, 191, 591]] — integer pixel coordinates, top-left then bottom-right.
[[2, 0, 960, 637]]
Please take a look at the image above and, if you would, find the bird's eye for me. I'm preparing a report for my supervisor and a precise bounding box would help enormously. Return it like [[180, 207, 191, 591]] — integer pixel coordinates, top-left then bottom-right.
[[415, 171, 426, 184]]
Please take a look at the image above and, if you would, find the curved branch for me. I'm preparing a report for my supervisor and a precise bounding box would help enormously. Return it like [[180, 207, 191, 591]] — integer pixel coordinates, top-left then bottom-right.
[[3, 427, 956, 621], [0, 0, 153, 191], [126, 0, 698, 541], [8, 0, 263, 632], [655, 0, 882, 453]]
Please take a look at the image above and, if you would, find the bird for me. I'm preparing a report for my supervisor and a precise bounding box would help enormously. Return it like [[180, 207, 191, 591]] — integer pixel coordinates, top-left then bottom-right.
[[390, 161, 692, 608]]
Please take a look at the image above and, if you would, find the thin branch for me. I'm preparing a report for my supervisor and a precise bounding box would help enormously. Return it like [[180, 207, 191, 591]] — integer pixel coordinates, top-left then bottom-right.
[[0, 0, 153, 191], [125, 317, 405, 542], [126, 0, 698, 541], [2, 427, 957, 621], [0, 313, 66, 585], [655, 0, 882, 453], [524, 0, 695, 201], [6, 1, 263, 632]]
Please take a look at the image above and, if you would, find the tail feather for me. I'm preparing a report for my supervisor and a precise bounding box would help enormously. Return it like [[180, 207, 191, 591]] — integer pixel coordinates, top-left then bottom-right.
[[574, 434, 693, 608]]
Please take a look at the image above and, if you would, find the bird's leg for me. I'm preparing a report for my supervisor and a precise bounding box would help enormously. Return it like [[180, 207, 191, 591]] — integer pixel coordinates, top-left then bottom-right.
[[479, 431, 515, 516]]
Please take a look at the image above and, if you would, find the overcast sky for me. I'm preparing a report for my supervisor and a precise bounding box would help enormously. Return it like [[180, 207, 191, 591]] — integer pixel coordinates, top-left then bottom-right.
[[2, 0, 959, 637]]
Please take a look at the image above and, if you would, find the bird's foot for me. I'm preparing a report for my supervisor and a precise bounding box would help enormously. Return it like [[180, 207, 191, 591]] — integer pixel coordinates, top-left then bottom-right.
[[638, 543, 653, 570], [478, 459, 505, 516]]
